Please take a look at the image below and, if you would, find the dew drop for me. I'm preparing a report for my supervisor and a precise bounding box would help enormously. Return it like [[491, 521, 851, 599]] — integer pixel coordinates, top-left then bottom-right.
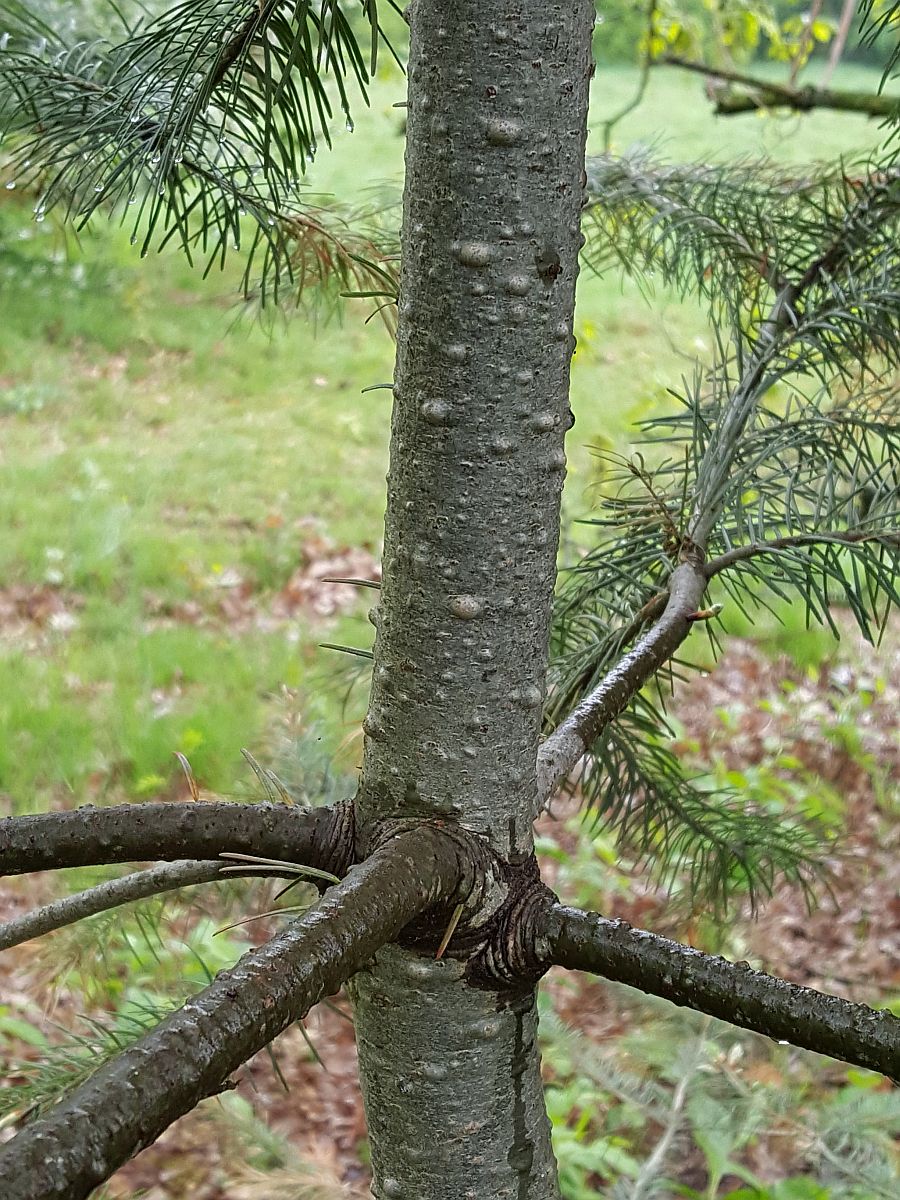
[[4, 181, 14, 190]]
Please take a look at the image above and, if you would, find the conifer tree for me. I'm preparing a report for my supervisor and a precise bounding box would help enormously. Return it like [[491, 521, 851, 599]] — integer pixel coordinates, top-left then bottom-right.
[[0, 3, 898, 1198]]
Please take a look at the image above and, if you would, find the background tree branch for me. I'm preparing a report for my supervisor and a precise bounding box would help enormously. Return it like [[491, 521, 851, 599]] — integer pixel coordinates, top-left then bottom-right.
[[542, 905, 900, 1079], [659, 54, 899, 119], [0, 824, 467, 1200]]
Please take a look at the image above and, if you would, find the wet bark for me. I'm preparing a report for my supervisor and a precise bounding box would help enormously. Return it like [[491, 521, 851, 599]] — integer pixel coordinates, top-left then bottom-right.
[[352, 3, 595, 1197]]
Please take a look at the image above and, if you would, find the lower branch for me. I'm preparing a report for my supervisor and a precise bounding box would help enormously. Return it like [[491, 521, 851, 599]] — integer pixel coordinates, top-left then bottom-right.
[[543, 905, 900, 1079], [0, 824, 467, 1200], [659, 55, 899, 119], [0, 859, 268, 951], [0, 800, 353, 880]]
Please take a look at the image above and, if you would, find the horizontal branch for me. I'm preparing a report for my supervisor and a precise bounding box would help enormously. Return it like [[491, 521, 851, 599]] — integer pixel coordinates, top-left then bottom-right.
[[0, 800, 354, 880], [659, 55, 899, 119], [535, 560, 706, 805], [0, 825, 467, 1200], [0, 860, 258, 951], [705, 529, 900, 577], [544, 905, 900, 1079]]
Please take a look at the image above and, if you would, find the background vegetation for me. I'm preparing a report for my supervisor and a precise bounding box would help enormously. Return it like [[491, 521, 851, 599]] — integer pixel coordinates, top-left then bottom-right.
[[1, 32, 898, 1200]]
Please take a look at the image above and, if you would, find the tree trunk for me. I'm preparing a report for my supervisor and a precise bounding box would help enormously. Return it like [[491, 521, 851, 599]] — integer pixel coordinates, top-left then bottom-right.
[[351, 2, 595, 1197]]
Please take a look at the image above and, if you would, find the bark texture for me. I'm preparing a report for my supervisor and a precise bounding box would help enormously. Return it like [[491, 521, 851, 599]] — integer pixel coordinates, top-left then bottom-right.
[[357, 0, 594, 857], [352, 4, 595, 1198], [352, 947, 556, 1200]]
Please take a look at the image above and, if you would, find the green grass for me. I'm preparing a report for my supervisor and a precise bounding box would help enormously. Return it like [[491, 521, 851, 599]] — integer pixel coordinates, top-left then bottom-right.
[[0, 62, 892, 811]]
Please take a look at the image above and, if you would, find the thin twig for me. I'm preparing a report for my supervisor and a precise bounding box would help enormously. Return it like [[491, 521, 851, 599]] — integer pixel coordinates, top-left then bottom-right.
[[821, 0, 857, 89], [0, 861, 233, 951], [705, 529, 899, 577], [629, 1023, 709, 1200], [789, 0, 824, 88], [601, 0, 658, 150]]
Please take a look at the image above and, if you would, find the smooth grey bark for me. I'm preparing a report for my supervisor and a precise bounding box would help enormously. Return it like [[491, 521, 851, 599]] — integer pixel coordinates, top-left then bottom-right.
[[357, 0, 593, 857], [353, 3, 595, 1198], [351, 947, 556, 1200]]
